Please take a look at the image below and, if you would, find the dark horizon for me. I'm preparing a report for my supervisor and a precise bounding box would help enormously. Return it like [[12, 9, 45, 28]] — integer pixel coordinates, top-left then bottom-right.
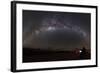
[[23, 47, 90, 62]]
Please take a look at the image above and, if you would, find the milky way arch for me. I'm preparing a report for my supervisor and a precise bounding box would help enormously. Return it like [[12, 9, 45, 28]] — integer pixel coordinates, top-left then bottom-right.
[[23, 10, 91, 50]]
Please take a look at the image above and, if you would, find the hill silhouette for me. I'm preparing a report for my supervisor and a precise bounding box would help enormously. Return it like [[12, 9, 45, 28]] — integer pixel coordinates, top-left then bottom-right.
[[23, 48, 90, 63]]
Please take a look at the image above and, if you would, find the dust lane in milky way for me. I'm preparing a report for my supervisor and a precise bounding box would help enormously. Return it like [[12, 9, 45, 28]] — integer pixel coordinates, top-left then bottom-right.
[[23, 10, 91, 50]]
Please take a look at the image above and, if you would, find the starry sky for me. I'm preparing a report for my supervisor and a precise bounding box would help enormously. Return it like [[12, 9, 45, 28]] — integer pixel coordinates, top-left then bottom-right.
[[23, 10, 91, 51]]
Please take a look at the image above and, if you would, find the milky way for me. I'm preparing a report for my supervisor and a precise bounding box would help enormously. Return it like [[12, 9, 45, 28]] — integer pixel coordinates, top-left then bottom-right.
[[23, 10, 91, 50]]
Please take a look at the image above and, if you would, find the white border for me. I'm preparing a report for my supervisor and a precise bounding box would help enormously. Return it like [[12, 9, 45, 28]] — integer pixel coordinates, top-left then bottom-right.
[[16, 3, 96, 70]]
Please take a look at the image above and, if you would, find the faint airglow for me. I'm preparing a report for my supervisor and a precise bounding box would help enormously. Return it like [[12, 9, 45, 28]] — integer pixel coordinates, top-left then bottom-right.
[[47, 26, 56, 31], [78, 30, 86, 37], [64, 26, 66, 28], [35, 30, 40, 35], [82, 32, 86, 37]]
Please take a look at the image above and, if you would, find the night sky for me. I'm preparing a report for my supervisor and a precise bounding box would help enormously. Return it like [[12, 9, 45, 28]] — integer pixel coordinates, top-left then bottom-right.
[[23, 10, 91, 51]]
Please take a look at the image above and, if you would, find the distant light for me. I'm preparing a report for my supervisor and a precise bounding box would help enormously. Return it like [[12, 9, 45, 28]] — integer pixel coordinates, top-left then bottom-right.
[[79, 50, 82, 53]]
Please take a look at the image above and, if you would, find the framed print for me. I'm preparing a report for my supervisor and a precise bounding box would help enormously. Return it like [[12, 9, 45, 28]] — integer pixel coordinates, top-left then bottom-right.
[[11, 1, 98, 72]]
